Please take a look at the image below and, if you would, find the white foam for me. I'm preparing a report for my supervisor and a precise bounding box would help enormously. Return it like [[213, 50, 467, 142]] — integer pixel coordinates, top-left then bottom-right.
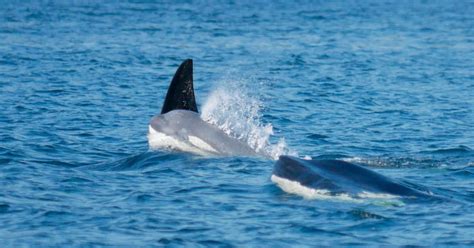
[[342, 156, 364, 163], [201, 79, 295, 160], [357, 191, 399, 199], [342, 156, 395, 168]]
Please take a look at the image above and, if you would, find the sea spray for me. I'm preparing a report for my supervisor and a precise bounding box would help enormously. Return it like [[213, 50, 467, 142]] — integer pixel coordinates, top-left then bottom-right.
[[201, 78, 295, 160]]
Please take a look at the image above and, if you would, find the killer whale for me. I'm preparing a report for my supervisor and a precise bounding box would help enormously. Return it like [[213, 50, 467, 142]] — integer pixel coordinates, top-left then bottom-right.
[[272, 155, 430, 198], [148, 59, 269, 158], [149, 59, 434, 200]]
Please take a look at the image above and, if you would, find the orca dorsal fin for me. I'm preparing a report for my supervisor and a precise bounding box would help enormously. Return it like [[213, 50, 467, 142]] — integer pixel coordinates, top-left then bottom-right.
[[161, 59, 198, 114]]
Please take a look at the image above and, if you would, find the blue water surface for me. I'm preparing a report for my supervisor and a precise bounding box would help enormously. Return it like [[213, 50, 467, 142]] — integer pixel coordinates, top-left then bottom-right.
[[1, 1, 473, 246]]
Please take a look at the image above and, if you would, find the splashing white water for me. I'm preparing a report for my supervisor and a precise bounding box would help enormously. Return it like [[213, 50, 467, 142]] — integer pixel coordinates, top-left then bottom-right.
[[201, 78, 293, 160]]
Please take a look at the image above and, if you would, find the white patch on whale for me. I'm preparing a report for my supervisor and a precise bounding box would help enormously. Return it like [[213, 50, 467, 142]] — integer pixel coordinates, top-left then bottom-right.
[[271, 174, 400, 202], [271, 174, 356, 202], [147, 125, 215, 156], [188, 135, 218, 153]]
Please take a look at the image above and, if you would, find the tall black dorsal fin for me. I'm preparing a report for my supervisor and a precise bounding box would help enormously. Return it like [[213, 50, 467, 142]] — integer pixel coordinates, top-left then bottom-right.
[[161, 59, 198, 114]]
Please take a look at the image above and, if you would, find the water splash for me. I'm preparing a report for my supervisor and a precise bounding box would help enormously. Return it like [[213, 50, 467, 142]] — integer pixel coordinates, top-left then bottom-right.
[[201, 78, 292, 160]]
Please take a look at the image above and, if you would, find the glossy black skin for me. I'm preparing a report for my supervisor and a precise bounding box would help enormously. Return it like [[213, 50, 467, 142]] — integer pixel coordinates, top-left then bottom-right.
[[161, 59, 198, 114], [273, 155, 428, 197]]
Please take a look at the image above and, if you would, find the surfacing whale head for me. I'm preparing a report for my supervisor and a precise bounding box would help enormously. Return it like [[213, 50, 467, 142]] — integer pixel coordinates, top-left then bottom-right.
[[272, 155, 432, 199], [148, 59, 269, 158]]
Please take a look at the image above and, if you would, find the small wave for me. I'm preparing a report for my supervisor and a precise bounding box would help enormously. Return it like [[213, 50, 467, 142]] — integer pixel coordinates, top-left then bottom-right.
[[424, 145, 473, 155], [306, 133, 329, 139], [84, 151, 182, 171], [0, 204, 10, 214], [447, 166, 474, 177], [349, 209, 388, 220]]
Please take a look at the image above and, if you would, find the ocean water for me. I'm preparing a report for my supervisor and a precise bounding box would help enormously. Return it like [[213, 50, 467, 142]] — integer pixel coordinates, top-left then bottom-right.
[[1, 0, 473, 246]]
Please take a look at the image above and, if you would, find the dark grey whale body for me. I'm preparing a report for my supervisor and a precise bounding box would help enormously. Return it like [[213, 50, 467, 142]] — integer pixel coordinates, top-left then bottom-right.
[[273, 156, 429, 198]]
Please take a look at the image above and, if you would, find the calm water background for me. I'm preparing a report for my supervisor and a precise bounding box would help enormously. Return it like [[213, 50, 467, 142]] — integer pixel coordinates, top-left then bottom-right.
[[1, 0, 473, 246]]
